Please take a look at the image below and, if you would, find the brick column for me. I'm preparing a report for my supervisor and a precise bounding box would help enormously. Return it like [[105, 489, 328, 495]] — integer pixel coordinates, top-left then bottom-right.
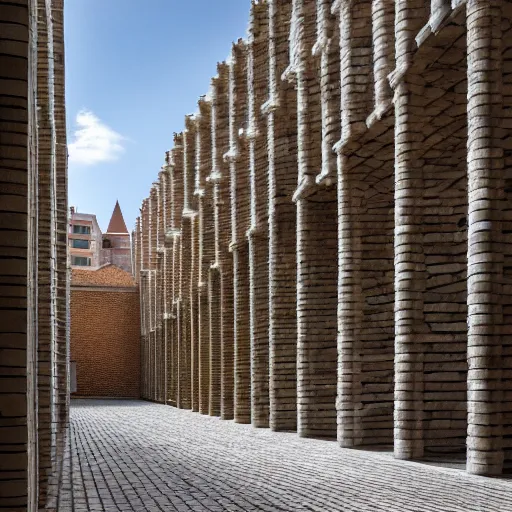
[[466, 0, 505, 476], [52, 0, 70, 453], [155, 181, 165, 403], [207, 76, 223, 418], [337, 151, 364, 446], [208, 266, 221, 417], [0, 1, 34, 508], [190, 216, 200, 412], [247, 1, 270, 428], [390, 0, 431, 461], [178, 212, 194, 410], [169, 140, 186, 407], [289, 0, 337, 439], [159, 167, 171, 404], [226, 42, 252, 424], [392, 88, 428, 459], [210, 65, 235, 420], [266, 0, 298, 432], [149, 187, 159, 401], [36, 0, 54, 503], [183, 118, 199, 411], [335, 0, 395, 449], [168, 231, 181, 406], [195, 99, 214, 416], [139, 201, 149, 399]]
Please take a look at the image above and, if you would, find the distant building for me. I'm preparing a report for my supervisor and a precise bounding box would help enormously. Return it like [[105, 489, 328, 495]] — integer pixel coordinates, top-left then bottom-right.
[[100, 201, 133, 273], [69, 201, 133, 273], [69, 207, 102, 268]]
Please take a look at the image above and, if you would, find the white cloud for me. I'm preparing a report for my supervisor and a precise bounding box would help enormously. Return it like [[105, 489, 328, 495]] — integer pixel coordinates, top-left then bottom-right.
[[68, 109, 125, 166]]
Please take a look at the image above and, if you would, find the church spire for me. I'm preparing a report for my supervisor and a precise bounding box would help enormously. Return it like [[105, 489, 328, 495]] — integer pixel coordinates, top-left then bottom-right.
[[106, 200, 128, 234]]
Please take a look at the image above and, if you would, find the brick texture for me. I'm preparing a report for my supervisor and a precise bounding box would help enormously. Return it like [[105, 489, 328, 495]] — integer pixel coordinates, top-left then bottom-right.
[[73, 264, 136, 287], [134, 0, 512, 479], [0, 1, 69, 509], [71, 266, 140, 398]]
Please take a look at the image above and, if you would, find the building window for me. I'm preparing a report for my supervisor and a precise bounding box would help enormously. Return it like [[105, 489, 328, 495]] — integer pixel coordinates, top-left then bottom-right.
[[102, 238, 112, 249], [71, 239, 90, 249], [73, 224, 91, 235], [72, 256, 91, 266]]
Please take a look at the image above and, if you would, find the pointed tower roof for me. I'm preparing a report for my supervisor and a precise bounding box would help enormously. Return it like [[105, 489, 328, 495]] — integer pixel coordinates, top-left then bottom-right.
[[106, 201, 129, 234]]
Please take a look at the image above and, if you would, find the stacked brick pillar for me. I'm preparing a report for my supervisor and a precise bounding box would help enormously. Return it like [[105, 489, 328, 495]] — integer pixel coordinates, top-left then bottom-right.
[[266, 0, 298, 432], [227, 42, 252, 424], [136, 0, 512, 477], [0, 0, 69, 509], [247, 3, 271, 428]]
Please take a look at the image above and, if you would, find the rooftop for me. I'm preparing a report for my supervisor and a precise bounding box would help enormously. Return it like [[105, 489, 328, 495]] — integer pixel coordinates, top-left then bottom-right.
[[71, 264, 135, 288], [106, 201, 129, 234]]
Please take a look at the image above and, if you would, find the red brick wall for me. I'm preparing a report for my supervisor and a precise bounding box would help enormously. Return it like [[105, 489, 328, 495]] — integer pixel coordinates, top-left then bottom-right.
[[70, 288, 141, 397]]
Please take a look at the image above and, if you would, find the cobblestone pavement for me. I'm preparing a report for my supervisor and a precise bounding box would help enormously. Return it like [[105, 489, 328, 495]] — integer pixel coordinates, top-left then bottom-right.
[[52, 400, 512, 512]]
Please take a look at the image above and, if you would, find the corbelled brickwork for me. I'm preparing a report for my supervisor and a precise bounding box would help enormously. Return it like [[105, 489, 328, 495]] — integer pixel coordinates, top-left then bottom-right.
[[70, 265, 141, 398], [135, 0, 512, 478], [0, 0, 69, 510]]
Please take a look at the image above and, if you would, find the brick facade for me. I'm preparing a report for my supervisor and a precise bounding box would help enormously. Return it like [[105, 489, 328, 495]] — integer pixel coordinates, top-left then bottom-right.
[[71, 265, 140, 398], [135, 0, 512, 478], [0, 1, 69, 509]]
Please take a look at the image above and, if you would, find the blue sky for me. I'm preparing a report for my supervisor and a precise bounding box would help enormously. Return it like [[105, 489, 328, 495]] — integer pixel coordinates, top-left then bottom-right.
[[65, 0, 252, 232]]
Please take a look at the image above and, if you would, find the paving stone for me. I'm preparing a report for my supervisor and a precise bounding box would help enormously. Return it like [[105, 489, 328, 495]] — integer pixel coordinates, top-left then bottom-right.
[[50, 400, 512, 512]]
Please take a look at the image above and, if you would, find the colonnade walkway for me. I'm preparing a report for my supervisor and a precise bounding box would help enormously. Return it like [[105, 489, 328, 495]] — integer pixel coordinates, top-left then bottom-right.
[[52, 400, 512, 511]]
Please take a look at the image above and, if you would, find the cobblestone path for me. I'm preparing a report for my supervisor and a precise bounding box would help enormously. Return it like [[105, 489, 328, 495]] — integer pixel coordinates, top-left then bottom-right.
[[52, 400, 512, 511]]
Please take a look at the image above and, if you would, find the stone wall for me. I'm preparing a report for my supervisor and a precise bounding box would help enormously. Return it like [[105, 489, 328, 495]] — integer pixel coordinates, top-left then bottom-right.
[[135, 0, 512, 477], [0, 0, 69, 510]]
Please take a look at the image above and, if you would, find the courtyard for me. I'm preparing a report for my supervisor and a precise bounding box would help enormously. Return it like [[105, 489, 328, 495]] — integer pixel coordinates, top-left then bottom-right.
[[51, 400, 512, 512]]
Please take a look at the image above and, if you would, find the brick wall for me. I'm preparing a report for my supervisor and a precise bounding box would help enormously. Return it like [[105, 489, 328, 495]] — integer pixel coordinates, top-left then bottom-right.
[[71, 266, 140, 398], [0, 1, 69, 509], [135, 0, 512, 478]]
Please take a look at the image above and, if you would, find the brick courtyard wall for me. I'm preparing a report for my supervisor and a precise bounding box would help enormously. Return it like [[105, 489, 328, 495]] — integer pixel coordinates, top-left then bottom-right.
[[71, 266, 140, 398], [135, 0, 512, 478]]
